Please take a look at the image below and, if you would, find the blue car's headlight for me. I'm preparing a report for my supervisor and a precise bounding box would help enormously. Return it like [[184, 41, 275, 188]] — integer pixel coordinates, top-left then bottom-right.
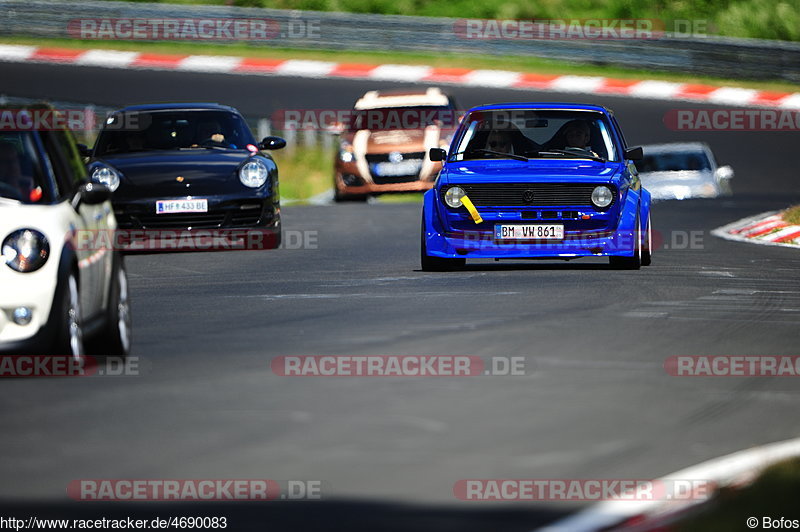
[[444, 186, 466, 208], [591, 186, 614, 208], [92, 166, 120, 191], [2, 229, 49, 273], [239, 160, 269, 188]]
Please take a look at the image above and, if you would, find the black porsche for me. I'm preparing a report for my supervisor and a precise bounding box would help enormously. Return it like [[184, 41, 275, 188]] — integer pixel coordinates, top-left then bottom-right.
[[84, 103, 286, 250]]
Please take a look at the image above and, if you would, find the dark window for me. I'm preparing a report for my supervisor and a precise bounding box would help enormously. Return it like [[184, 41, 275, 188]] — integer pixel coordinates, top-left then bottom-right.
[[0, 132, 55, 204]]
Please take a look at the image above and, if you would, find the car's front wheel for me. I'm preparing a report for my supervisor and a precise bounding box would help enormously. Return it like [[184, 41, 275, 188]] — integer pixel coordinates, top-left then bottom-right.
[[53, 269, 85, 360], [609, 218, 642, 270], [420, 218, 465, 272], [641, 213, 652, 267]]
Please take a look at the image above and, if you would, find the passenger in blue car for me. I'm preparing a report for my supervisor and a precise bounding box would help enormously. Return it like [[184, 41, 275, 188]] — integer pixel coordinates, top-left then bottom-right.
[[466, 121, 539, 158]]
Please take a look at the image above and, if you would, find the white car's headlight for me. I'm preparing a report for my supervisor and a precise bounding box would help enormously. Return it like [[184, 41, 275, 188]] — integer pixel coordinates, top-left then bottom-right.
[[591, 186, 614, 208], [2, 229, 49, 273], [91, 166, 120, 192], [339, 141, 355, 163], [239, 160, 269, 188], [444, 186, 466, 208]]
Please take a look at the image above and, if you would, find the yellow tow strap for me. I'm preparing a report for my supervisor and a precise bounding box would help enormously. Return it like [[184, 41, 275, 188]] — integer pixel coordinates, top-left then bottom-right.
[[461, 195, 483, 224]]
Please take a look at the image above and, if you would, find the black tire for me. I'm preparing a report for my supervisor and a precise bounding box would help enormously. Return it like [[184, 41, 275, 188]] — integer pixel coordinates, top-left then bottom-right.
[[89, 256, 132, 359], [52, 268, 85, 360], [641, 213, 652, 267], [609, 217, 642, 270], [420, 219, 465, 272]]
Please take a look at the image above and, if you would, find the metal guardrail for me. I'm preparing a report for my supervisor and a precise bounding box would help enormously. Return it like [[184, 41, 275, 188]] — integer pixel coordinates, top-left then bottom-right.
[[1, 0, 799, 82]]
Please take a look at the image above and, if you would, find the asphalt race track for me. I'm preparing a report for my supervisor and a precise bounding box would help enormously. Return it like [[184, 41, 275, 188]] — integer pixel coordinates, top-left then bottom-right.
[[1, 61, 800, 531]]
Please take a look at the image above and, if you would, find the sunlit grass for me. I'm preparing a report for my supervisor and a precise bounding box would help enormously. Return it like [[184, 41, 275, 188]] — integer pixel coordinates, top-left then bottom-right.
[[676, 457, 800, 531], [783, 204, 800, 225]]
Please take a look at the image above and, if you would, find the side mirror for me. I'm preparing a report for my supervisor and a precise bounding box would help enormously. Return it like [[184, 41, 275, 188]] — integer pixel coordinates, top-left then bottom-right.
[[624, 146, 643, 161], [72, 182, 111, 209], [259, 136, 286, 150], [715, 165, 734, 180], [429, 148, 447, 162], [76, 144, 92, 158]]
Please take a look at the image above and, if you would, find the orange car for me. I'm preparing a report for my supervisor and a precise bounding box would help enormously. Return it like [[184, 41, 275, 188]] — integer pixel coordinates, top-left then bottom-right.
[[333, 88, 461, 202]]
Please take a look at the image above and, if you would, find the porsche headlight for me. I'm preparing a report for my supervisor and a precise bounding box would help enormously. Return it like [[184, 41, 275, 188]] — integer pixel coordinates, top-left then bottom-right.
[[91, 166, 120, 191], [339, 141, 355, 163], [239, 160, 269, 188], [2, 229, 49, 273], [444, 186, 466, 208], [591, 186, 614, 208]]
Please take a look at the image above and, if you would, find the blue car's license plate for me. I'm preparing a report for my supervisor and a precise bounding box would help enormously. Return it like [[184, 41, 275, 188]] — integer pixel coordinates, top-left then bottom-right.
[[495, 224, 564, 240]]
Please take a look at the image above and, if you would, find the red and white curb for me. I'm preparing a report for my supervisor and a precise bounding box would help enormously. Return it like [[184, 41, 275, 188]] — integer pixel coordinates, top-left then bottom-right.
[[1, 44, 799, 109], [536, 436, 800, 532], [713, 210, 800, 248]]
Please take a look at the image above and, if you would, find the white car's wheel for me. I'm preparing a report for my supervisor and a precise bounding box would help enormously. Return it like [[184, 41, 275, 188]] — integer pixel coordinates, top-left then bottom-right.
[[55, 270, 85, 360]]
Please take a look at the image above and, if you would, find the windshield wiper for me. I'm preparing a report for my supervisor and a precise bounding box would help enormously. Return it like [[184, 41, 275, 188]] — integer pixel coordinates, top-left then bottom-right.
[[179, 145, 230, 151], [452, 149, 529, 162], [529, 149, 606, 163]]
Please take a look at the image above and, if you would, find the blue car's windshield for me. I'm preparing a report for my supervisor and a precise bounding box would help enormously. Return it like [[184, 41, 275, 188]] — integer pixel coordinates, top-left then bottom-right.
[[450, 109, 618, 163], [94, 110, 257, 156]]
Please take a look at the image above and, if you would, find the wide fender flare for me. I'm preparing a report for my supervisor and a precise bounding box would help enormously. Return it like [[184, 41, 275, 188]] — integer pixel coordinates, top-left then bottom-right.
[[618, 186, 642, 233], [639, 187, 652, 229]]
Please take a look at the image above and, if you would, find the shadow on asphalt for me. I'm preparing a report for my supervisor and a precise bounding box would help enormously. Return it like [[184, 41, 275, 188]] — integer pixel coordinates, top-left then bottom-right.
[[415, 260, 630, 272]]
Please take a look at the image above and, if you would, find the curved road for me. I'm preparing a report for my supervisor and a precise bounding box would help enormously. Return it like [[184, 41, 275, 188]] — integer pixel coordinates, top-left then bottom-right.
[[1, 62, 799, 531]]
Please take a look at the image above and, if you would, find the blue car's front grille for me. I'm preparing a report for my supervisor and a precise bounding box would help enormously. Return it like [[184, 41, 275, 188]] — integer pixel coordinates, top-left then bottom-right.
[[459, 184, 603, 207]]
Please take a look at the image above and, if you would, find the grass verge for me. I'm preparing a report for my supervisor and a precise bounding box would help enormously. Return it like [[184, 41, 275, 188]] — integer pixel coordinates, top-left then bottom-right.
[[2, 36, 799, 93], [272, 145, 332, 201], [676, 457, 800, 531], [783, 205, 800, 225], [273, 146, 423, 203], [98, 0, 800, 42]]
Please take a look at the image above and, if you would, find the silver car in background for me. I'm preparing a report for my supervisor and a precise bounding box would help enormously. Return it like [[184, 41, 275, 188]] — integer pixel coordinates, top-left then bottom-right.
[[637, 142, 733, 200]]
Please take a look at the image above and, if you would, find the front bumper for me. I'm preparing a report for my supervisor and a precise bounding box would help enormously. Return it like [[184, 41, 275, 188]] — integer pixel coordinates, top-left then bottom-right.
[[336, 172, 435, 195], [425, 228, 637, 259], [423, 189, 640, 259], [113, 195, 279, 231], [110, 194, 281, 251], [0, 269, 58, 351]]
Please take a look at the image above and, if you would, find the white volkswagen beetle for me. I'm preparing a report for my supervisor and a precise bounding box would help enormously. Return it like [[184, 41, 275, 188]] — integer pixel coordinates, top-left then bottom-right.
[[0, 108, 131, 360]]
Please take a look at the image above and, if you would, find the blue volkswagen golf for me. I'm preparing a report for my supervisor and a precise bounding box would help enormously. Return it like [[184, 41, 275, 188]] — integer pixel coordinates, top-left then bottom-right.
[[422, 103, 651, 271]]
